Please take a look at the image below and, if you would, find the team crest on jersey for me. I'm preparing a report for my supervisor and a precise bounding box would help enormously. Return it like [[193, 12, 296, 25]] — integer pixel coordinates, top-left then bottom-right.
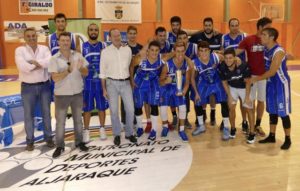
[[83, 48, 89, 55], [140, 62, 147, 69], [51, 40, 57, 47], [115, 6, 123, 19], [224, 40, 230, 47]]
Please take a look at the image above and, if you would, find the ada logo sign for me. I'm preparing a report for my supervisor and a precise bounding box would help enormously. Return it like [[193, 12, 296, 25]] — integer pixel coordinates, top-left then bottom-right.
[[0, 134, 192, 191]]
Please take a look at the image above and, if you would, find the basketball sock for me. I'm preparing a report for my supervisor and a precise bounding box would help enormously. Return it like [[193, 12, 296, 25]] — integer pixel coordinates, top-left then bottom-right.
[[136, 115, 143, 128], [197, 115, 204, 126], [151, 115, 158, 131]]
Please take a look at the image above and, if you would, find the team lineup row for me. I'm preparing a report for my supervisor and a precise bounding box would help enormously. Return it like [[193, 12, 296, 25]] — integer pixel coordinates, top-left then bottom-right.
[[15, 13, 292, 159]]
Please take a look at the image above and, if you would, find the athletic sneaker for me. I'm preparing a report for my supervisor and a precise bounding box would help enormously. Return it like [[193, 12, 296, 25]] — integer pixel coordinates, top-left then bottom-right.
[[192, 124, 206, 136], [179, 131, 189, 142], [148, 130, 156, 141], [82, 129, 90, 143], [161, 127, 169, 137], [172, 115, 178, 128], [222, 127, 230, 141], [136, 127, 144, 137], [281, 139, 291, 150], [242, 121, 249, 134], [229, 128, 236, 139], [145, 122, 152, 133], [185, 119, 192, 129], [255, 126, 266, 137], [99, 127, 107, 140], [258, 135, 276, 144], [247, 133, 255, 144]]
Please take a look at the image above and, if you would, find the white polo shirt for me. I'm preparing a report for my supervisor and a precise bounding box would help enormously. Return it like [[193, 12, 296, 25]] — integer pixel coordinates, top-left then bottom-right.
[[99, 44, 132, 80], [48, 50, 88, 96]]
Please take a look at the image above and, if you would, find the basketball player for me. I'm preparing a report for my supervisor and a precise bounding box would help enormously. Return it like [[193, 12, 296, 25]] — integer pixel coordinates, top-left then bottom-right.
[[159, 42, 192, 142], [221, 18, 248, 133], [191, 41, 230, 141], [167, 16, 182, 47], [251, 27, 292, 150], [130, 41, 165, 140], [47, 13, 80, 55], [176, 30, 197, 129], [219, 48, 256, 143], [155, 27, 173, 54], [81, 23, 108, 143], [189, 17, 223, 126], [155, 26, 177, 129], [237, 17, 273, 137]]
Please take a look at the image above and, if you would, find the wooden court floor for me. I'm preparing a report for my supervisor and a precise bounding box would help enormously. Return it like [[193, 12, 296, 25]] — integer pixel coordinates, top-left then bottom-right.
[[1, 65, 300, 191]]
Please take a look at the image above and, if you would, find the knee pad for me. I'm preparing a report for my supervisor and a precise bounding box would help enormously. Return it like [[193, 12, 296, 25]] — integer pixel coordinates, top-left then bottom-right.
[[221, 102, 229, 118], [195, 105, 204, 116], [281, 115, 291, 129], [135, 108, 143, 116], [178, 105, 186, 119], [269, 114, 278, 125], [150, 105, 159, 116], [160, 106, 168, 121]]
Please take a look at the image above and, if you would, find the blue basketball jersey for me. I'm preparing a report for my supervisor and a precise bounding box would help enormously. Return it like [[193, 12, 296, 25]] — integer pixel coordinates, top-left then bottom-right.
[[222, 33, 247, 62], [264, 44, 291, 116], [193, 53, 221, 84], [82, 41, 106, 90], [165, 58, 189, 88], [167, 32, 177, 46], [185, 43, 197, 60], [48, 32, 77, 55], [134, 56, 164, 89], [160, 41, 172, 54], [264, 45, 289, 78]]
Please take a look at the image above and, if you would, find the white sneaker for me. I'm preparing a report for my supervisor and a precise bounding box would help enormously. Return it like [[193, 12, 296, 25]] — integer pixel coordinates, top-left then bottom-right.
[[83, 129, 90, 143], [99, 127, 107, 140]]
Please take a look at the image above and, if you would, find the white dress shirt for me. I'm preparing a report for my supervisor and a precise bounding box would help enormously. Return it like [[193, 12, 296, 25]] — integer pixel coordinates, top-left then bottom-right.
[[15, 44, 51, 83], [99, 44, 132, 79], [48, 50, 88, 96]]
